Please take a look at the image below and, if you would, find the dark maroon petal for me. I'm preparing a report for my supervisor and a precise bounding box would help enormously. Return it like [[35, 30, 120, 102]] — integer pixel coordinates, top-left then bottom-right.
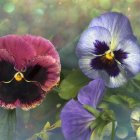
[[93, 40, 109, 55], [114, 49, 128, 63], [91, 57, 120, 77], [0, 35, 36, 71], [0, 80, 45, 110]]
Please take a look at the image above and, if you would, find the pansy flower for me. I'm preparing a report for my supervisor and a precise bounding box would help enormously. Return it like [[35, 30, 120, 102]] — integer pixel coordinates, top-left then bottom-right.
[[76, 12, 140, 87], [61, 79, 115, 140], [0, 34, 60, 110]]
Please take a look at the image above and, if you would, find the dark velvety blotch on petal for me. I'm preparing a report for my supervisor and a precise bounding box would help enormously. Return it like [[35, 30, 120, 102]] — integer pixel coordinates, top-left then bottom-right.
[[24, 64, 47, 85], [0, 81, 44, 110], [91, 56, 120, 77], [0, 60, 16, 81], [114, 49, 128, 64], [93, 40, 109, 55]]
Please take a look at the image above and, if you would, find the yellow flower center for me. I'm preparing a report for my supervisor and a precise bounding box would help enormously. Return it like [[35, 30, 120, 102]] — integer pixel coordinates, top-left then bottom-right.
[[14, 72, 24, 82], [105, 50, 114, 60]]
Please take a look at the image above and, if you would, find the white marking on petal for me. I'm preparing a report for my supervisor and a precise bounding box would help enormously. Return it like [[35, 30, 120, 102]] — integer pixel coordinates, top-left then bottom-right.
[[109, 73, 127, 88], [99, 70, 127, 88]]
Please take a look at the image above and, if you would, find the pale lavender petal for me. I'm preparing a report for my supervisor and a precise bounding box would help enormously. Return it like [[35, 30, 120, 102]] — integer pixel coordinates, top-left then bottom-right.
[[61, 100, 94, 140], [116, 39, 140, 76], [78, 79, 105, 108], [88, 12, 135, 45], [76, 26, 111, 58]]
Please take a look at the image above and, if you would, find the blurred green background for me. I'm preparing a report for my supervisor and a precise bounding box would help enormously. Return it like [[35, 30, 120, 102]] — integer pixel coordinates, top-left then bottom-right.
[[0, 0, 140, 140], [0, 0, 140, 47]]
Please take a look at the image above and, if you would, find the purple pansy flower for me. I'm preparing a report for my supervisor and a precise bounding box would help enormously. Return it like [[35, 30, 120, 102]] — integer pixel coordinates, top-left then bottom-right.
[[76, 12, 140, 87], [61, 79, 106, 140], [0, 34, 61, 110]]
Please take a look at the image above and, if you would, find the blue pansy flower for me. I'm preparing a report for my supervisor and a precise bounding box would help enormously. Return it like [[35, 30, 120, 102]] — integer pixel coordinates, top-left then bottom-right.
[[76, 12, 140, 87], [61, 79, 114, 140]]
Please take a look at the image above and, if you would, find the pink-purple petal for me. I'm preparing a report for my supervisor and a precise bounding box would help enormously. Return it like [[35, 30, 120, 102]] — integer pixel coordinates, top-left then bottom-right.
[[0, 49, 14, 63], [78, 79, 105, 108], [23, 35, 60, 60], [0, 35, 36, 71]]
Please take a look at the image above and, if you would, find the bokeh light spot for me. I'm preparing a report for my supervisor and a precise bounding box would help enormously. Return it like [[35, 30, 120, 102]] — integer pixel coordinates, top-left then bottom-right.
[[116, 126, 129, 139], [35, 9, 44, 16], [3, 3, 15, 13], [56, 103, 61, 108]]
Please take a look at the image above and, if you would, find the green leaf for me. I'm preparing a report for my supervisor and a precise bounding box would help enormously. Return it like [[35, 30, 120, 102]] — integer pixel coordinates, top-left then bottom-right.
[[43, 122, 51, 130], [60, 69, 72, 81], [0, 109, 16, 140], [59, 36, 79, 69], [59, 69, 90, 99], [134, 73, 140, 81], [43, 120, 61, 131], [104, 95, 124, 105], [98, 102, 109, 109], [28, 120, 62, 140], [90, 130, 101, 140], [104, 94, 140, 109], [90, 121, 116, 140]]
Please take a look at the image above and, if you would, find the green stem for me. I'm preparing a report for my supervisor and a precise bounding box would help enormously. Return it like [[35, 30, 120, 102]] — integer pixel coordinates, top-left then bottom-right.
[[111, 121, 115, 140], [90, 117, 102, 130], [84, 105, 100, 118]]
